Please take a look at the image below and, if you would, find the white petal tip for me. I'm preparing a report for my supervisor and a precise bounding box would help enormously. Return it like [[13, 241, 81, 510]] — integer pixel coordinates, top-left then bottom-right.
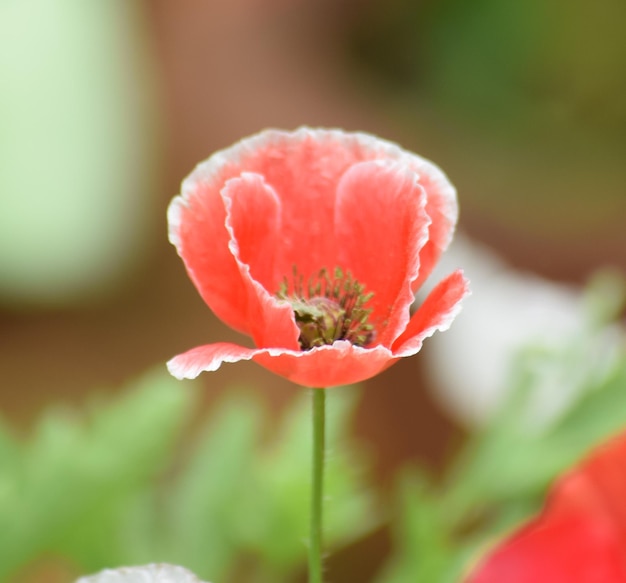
[[76, 564, 210, 583], [166, 357, 198, 380]]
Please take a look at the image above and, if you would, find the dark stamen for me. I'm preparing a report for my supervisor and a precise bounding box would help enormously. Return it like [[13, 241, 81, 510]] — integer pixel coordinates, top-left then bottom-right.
[[277, 267, 375, 350]]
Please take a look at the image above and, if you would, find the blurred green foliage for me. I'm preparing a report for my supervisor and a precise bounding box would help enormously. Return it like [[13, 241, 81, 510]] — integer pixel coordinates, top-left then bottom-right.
[[375, 273, 626, 582], [0, 373, 377, 582], [373, 360, 626, 582], [0, 371, 191, 580]]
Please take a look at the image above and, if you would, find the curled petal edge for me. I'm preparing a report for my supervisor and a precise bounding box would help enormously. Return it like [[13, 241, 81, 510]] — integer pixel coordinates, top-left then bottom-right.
[[220, 173, 301, 349], [169, 128, 458, 332], [167, 271, 469, 387], [334, 159, 431, 348], [392, 269, 470, 357], [167, 341, 397, 388]]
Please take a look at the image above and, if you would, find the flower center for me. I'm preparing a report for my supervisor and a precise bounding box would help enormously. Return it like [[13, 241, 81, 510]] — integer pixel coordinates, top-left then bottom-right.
[[277, 267, 375, 350]]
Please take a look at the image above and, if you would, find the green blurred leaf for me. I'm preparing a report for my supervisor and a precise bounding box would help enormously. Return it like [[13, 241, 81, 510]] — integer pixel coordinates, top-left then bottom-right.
[[165, 390, 263, 581], [378, 274, 626, 582], [0, 369, 194, 580], [0, 373, 378, 583], [443, 343, 626, 524], [237, 388, 378, 580], [376, 470, 456, 583]]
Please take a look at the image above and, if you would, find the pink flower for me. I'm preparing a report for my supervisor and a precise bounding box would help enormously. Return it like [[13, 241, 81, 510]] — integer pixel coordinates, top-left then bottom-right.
[[167, 128, 468, 387], [467, 431, 626, 582]]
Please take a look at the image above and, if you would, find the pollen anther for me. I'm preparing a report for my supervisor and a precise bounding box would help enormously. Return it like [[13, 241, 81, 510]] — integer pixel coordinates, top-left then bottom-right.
[[277, 267, 375, 350]]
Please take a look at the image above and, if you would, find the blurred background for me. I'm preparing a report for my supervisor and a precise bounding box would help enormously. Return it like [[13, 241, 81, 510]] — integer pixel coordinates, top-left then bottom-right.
[[1, 0, 625, 580]]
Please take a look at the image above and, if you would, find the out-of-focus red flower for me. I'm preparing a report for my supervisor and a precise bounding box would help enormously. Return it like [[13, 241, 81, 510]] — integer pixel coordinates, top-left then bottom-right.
[[467, 431, 626, 582], [167, 128, 468, 387]]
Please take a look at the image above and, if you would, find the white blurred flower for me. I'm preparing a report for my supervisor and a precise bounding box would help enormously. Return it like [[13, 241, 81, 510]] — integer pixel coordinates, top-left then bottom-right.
[[422, 234, 623, 428], [76, 564, 210, 583]]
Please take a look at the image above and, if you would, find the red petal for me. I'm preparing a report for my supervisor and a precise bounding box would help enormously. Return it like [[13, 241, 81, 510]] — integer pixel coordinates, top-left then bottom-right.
[[467, 432, 626, 582], [170, 128, 458, 355], [221, 174, 301, 350], [235, 129, 448, 279], [168, 175, 250, 334], [335, 160, 430, 347], [238, 130, 357, 277], [579, 434, 626, 541], [178, 129, 457, 285], [168, 341, 396, 388], [409, 159, 458, 292], [253, 342, 396, 388], [167, 342, 260, 379], [467, 513, 626, 583], [392, 269, 469, 356], [221, 172, 282, 291]]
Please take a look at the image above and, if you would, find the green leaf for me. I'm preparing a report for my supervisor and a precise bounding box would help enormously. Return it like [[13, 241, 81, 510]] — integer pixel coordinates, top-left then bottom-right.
[[164, 389, 263, 581], [237, 388, 378, 581], [376, 470, 455, 583], [0, 375, 378, 582], [0, 368, 194, 579]]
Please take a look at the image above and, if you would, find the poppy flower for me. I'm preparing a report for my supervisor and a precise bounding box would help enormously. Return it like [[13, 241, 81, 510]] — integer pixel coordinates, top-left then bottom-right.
[[467, 430, 626, 582], [167, 128, 469, 387]]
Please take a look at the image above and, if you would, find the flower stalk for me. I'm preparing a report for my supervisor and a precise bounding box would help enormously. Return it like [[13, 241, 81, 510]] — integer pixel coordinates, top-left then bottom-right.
[[309, 388, 326, 583]]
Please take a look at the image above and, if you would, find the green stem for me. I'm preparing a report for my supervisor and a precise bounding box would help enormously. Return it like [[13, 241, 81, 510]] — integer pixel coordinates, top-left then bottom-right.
[[309, 388, 326, 583]]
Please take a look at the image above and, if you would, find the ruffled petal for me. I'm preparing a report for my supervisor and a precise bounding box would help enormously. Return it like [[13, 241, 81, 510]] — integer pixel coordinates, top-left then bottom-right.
[[168, 341, 396, 388], [221, 174, 300, 350], [168, 171, 249, 334], [178, 128, 456, 284], [335, 160, 430, 347], [392, 270, 470, 356], [221, 172, 282, 290], [167, 342, 261, 380], [168, 128, 463, 387], [408, 157, 459, 292], [253, 342, 396, 388], [235, 129, 357, 276]]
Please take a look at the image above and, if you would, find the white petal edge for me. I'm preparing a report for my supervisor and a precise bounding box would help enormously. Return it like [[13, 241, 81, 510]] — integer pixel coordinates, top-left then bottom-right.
[[167, 127, 457, 255], [393, 270, 471, 358], [166, 340, 395, 381], [167, 342, 260, 380]]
